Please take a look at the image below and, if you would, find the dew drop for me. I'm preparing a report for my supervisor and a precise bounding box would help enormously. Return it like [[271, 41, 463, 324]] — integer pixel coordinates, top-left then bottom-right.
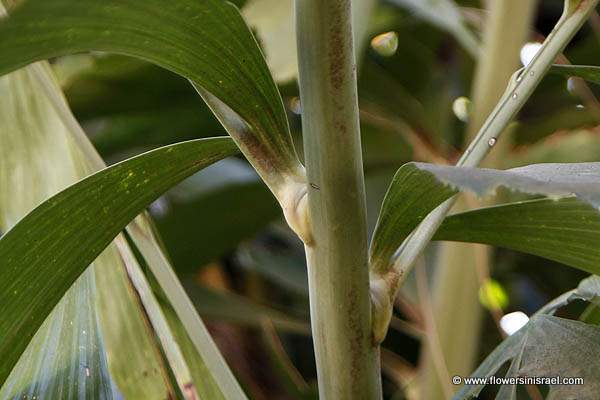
[[529, 70, 535, 77], [512, 92, 518, 100], [488, 137, 497, 147]]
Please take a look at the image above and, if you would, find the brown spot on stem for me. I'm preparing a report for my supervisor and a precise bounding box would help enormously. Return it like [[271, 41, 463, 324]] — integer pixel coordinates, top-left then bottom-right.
[[327, 1, 350, 91]]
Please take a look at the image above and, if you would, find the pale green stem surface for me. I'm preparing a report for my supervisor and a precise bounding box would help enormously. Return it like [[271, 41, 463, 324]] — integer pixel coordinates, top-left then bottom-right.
[[295, 0, 382, 398], [371, 0, 600, 343], [419, 2, 537, 398]]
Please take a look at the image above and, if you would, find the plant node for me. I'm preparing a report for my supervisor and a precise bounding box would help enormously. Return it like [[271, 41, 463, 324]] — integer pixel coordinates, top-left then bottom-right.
[[279, 177, 314, 245], [370, 274, 394, 344]]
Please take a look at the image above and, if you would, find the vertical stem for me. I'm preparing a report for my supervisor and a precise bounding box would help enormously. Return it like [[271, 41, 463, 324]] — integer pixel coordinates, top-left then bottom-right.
[[419, 2, 537, 398], [295, 0, 382, 398]]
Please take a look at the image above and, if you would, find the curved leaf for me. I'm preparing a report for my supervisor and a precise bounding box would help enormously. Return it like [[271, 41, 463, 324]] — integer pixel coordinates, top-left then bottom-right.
[[369, 163, 455, 272], [0, 0, 304, 195], [0, 63, 179, 398], [435, 198, 600, 275], [0, 137, 238, 384], [370, 162, 600, 274]]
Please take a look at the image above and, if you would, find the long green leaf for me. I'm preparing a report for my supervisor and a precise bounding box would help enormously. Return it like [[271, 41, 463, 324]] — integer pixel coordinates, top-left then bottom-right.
[[0, 63, 180, 398], [0, 138, 238, 384], [370, 162, 600, 274], [0, 0, 306, 212], [435, 198, 600, 275], [0, 28, 247, 396]]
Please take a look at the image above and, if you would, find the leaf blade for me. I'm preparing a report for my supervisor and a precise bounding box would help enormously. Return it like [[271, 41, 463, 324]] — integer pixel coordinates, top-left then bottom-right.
[[0, 63, 178, 398], [371, 162, 600, 275], [0, 137, 238, 384], [0, 0, 304, 198], [435, 198, 600, 275]]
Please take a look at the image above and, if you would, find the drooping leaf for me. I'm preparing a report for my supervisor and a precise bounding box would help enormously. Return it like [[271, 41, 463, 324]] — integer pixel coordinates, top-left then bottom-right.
[[0, 35, 248, 397], [434, 198, 600, 275], [52, 54, 227, 159], [0, 0, 304, 197], [0, 63, 177, 398], [454, 276, 600, 399], [370, 162, 600, 274], [0, 137, 238, 385]]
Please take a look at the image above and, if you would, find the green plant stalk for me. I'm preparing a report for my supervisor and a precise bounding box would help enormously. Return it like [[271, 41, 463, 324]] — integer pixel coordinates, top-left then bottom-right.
[[371, 0, 600, 343], [295, 0, 382, 398], [418, 2, 537, 398]]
